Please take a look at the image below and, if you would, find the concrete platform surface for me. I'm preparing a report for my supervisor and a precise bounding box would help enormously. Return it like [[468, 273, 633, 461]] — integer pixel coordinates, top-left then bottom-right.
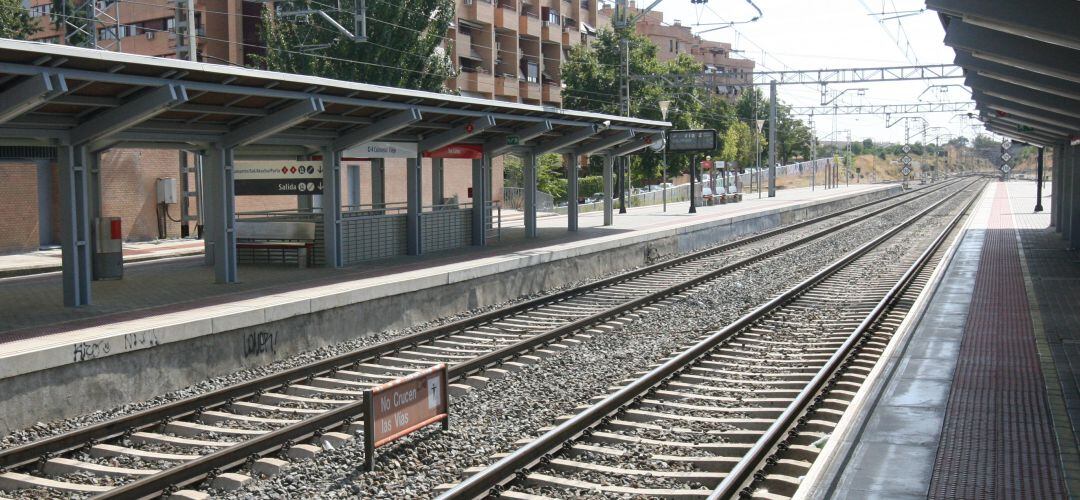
[[0, 239, 205, 278], [816, 180, 1078, 499]]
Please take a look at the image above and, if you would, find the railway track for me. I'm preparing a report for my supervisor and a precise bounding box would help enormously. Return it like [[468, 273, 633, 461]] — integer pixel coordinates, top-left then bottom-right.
[[436, 179, 984, 500], [0, 179, 972, 499]]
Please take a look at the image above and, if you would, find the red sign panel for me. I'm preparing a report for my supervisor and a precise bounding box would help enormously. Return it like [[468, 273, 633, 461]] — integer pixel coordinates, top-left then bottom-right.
[[363, 364, 449, 471], [424, 144, 484, 159]]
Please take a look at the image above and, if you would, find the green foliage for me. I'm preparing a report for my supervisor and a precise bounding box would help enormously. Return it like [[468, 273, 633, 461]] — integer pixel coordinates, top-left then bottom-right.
[[579, 176, 604, 198], [734, 88, 812, 164], [862, 138, 874, 149], [1, 0, 38, 39], [562, 27, 736, 181], [255, 0, 454, 91], [503, 153, 569, 200]]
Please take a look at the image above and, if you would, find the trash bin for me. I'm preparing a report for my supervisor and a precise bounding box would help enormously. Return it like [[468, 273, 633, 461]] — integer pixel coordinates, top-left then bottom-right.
[[93, 217, 123, 280]]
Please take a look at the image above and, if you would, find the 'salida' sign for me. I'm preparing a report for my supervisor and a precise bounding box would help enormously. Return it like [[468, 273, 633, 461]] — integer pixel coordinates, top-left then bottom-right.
[[233, 161, 324, 196]]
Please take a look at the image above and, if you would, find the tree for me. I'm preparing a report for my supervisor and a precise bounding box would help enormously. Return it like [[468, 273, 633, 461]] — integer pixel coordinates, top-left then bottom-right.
[[2, 0, 40, 39], [862, 138, 874, 149], [256, 0, 454, 91], [562, 27, 732, 183], [503, 153, 569, 201]]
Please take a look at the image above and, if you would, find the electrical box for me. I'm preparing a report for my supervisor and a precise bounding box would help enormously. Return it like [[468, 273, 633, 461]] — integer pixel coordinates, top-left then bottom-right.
[[157, 177, 178, 204]]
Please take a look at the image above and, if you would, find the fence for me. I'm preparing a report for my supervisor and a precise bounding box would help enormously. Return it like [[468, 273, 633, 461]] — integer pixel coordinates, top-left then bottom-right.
[[237, 202, 500, 266], [502, 187, 555, 213]]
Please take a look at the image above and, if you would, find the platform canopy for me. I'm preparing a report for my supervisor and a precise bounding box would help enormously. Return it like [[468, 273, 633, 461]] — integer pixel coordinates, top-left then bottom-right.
[[0, 39, 668, 155], [928, 0, 1080, 147]]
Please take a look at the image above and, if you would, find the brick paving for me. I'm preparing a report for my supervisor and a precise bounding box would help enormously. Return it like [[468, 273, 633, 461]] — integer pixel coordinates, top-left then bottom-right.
[[1010, 181, 1080, 495], [928, 182, 1069, 498]]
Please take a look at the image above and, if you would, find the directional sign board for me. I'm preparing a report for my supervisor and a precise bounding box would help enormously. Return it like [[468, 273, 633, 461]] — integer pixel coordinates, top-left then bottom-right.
[[902, 144, 912, 154], [234, 161, 323, 196], [363, 364, 449, 471], [901, 166, 913, 177], [901, 155, 913, 165], [1001, 164, 1012, 173], [1002, 138, 1013, 150], [667, 129, 718, 152], [1001, 152, 1012, 162]]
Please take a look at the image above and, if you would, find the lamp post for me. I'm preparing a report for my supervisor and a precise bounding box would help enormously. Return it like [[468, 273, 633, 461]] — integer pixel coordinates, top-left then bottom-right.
[[659, 100, 671, 212]]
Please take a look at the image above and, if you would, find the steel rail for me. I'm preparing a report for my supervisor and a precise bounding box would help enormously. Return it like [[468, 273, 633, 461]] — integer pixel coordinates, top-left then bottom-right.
[[100, 181, 976, 499], [708, 180, 983, 499], [436, 181, 981, 500], [0, 182, 952, 472]]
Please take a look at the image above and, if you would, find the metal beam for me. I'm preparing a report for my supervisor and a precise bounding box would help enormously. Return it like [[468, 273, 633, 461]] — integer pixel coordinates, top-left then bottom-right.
[[966, 74, 1080, 118], [485, 120, 552, 157], [985, 122, 1052, 147], [975, 92, 1080, 131], [534, 124, 600, 154], [221, 97, 324, 148], [332, 108, 422, 151], [985, 113, 1073, 138], [712, 63, 963, 87], [927, 0, 1080, 51], [0, 73, 67, 125], [610, 134, 660, 156], [954, 52, 1080, 102], [788, 101, 975, 116], [68, 84, 188, 145], [419, 115, 496, 152], [945, 20, 1080, 84], [573, 130, 635, 156]]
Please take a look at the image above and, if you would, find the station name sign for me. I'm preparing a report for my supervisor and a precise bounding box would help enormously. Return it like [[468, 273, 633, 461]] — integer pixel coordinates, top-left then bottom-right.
[[344, 142, 485, 159], [667, 129, 718, 152], [234, 161, 323, 196], [363, 364, 449, 471]]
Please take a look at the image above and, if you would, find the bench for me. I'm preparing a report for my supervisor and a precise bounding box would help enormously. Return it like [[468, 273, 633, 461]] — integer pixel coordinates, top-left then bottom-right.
[[235, 221, 316, 268]]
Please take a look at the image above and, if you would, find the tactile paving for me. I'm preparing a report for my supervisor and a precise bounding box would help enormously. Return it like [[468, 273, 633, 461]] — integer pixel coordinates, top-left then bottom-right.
[[928, 184, 1067, 499]]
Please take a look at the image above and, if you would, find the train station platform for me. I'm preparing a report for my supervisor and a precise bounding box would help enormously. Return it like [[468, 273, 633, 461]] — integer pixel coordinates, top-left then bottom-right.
[[0, 182, 899, 434], [806, 180, 1080, 499]]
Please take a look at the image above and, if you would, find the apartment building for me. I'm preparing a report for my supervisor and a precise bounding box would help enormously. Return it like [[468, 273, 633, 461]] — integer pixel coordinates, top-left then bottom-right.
[[449, 0, 610, 105], [600, 3, 755, 98], [22, 0, 260, 65]]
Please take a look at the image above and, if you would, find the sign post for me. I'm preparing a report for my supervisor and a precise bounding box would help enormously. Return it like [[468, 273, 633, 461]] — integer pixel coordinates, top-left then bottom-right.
[[363, 364, 449, 472], [666, 129, 718, 214]]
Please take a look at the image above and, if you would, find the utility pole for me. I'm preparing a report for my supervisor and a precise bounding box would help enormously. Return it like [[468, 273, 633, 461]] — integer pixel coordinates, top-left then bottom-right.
[[768, 80, 777, 197]]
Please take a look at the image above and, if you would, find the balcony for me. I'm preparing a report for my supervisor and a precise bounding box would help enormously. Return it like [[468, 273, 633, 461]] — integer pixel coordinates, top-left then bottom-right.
[[495, 6, 517, 30], [462, 0, 494, 25], [562, 26, 580, 46], [519, 80, 541, 100], [541, 21, 561, 42], [459, 69, 495, 95], [542, 84, 561, 103], [519, 11, 541, 37], [495, 75, 519, 99]]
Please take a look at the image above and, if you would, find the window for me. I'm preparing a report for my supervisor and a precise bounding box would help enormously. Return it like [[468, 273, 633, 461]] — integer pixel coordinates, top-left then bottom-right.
[[669, 39, 673, 52], [521, 58, 539, 83], [166, 17, 176, 31]]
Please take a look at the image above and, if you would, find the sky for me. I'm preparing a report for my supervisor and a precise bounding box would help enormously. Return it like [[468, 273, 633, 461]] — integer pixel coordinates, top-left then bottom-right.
[[652, 0, 990, 145]]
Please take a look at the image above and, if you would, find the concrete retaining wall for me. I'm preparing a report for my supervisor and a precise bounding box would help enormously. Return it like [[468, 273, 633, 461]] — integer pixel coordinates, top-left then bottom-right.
[[0, 185, 901, 435]]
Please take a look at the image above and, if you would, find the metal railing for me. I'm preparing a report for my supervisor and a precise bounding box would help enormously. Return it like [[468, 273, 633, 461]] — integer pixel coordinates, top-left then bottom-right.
[[502, 187, 555, 212]]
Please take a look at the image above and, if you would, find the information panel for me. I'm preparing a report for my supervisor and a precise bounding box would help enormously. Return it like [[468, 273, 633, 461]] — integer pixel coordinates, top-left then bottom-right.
[[363, 364, 449, 471], [667, 129, 718, 152], [234, 160, 324, 196]]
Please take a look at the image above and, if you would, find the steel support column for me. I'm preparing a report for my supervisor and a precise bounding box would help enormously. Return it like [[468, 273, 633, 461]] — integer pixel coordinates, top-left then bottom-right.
[[768, 80, 777, 197], [523, 151, 538, 238], [471, 156, 487, 246], [566, 153, 579, 232], [432, 157, 444, 207], [1036, 147, 1045, 212], [618, 157, 627, 214], [603, 155, 614, 226], [1051, 146, 1061, 228], [371, 158, 385, 210], [1071, 147, 1080, 250], [205, 146, 238, 283], [321, 147, 342, 268], [406, 155, 422, 255], [1062, 146, 1074, 240], [58, 144, 93, 307]]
